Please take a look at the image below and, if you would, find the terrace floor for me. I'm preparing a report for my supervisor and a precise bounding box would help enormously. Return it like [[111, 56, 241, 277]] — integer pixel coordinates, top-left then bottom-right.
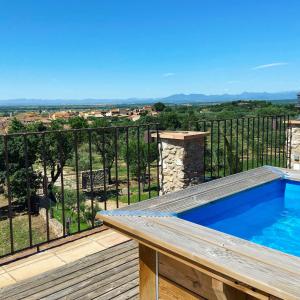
[[0, 228, 130, 289], [0, 239, 138, 299]]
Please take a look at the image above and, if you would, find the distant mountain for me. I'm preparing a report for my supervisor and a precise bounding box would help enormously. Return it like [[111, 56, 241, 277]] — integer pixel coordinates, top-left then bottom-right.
[[159, 91, 298, 103], [0, 91, 297, 106]]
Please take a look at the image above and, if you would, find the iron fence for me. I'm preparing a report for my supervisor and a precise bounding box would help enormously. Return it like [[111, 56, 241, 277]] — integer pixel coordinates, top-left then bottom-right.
[[189, 115, 290, 181], [0, 115, 292, 258], [0, 123, 160, 258]]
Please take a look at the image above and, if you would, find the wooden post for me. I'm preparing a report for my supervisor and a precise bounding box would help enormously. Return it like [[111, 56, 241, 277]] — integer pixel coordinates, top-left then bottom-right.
[[139, 243, 157, 300]]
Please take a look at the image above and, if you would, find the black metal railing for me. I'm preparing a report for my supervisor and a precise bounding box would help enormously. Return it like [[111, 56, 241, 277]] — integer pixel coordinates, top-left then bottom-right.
[[0, 116, 292, 258], [0, 123, 160, 258], [189, 115, 290, 181]]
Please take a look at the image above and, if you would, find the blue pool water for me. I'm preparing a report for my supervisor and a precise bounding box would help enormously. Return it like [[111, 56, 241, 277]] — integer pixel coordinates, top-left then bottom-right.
[[178, 179, 300, 257]]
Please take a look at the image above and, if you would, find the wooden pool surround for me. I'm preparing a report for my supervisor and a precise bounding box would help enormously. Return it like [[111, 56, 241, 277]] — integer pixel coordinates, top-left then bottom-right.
[[97, 166, 300, 300]]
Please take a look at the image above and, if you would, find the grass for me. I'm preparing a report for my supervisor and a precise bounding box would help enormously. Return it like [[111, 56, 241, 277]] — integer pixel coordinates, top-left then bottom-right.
[[52, 203, 91, 234], [0, 214, 55, 256], [109, 185, 159, 204]]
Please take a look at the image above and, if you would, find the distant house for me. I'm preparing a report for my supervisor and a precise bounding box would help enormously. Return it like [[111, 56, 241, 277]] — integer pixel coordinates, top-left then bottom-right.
[[143, 105, 152, 112], [106, 108, 120, 117], [51, 111, 77, 120], [129, 114, 141, 121], [80, 110, 105, 119], [16, 112, 51, 125], [105, 108, 129, 117]]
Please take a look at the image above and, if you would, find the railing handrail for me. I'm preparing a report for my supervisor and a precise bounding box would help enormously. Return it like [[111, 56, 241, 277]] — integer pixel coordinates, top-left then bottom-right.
[[0, 122, 160, 137]]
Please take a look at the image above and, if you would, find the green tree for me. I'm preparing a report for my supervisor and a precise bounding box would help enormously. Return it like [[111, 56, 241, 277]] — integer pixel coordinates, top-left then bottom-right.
[[153, 102, 166, 112], [1, 119, 43, 209], [68, 116, 88, 129], [37, 120, 74, 202], [122, 138, 157, 189], [90, 118, 116, 184]]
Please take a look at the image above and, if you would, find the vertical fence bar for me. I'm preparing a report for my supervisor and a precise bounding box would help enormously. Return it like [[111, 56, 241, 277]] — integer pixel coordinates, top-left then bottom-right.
[[203, 121, 207, 181], [283, 115, 287, 168], [24, 135, 33, 247], [235, 119, 239, 173], [241, 118, 244, 171], [4, 135, 14, 254], [223, 120, 226, 177], [288, 115, 292, 169], [247, 118, 250, 170], [266, 116, 269, 165], [156, 124, 160, 195], [74, 131, 80, 232], [252, 118, 255, 168], [42, 133, 50, 241], [137, 126, 141, 201], [274, 117, 278, 166], [279, 116, 282, 167], [88, 130, 94, 228], [217, 120, 220, 178], [126, 127, 130, 204], [210, 121, 214, 179], [147, 125, 151, 199], [114, 127, 119, 208], [270, 116, 274, 165], [58, 134, 66, 236], [230, 119, 233, 175], [261, 117, 265, 165], [257, 117, 260, 167], [101, 129, 107, 210]]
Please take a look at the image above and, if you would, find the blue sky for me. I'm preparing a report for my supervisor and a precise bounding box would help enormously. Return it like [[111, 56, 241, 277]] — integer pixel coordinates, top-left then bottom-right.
[[0, 0, 300, 99]]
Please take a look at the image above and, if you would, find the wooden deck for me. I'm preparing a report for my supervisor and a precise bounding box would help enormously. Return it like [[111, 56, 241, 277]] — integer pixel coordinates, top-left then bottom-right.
[[0, 240, 139, 300], [98, 167, 300, 300]]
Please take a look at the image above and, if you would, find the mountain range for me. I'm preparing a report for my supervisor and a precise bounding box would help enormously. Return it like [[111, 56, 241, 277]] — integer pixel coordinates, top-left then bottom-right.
[[0, 91, 298, 106]]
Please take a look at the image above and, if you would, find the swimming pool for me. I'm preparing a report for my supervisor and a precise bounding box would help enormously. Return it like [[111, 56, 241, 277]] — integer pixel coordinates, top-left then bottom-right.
[[99, 167, 300, 299], [178, 178, 300, 257]]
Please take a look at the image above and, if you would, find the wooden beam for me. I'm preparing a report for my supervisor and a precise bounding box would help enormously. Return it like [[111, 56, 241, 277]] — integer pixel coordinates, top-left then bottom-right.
[[212, 278, 252, 300], [139, 243, 157, 300], [159, 275, 205, 300]]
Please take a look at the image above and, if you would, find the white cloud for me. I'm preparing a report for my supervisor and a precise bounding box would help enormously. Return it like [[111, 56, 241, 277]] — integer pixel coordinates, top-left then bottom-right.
[[252, 62, 288, 70], [162, 72, 175, 77]]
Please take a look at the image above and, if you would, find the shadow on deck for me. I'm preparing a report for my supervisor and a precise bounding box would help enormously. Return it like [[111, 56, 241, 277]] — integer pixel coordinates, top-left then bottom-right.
[[0, 240, 139, 300]]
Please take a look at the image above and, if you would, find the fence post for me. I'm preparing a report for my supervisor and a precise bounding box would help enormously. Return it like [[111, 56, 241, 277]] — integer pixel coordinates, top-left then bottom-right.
[[152, 131, 209, 195], [287, 120, 300, 170]]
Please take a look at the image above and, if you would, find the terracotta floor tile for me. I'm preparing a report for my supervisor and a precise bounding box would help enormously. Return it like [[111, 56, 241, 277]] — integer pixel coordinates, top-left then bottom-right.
[[87, 229, 116, 241], [2, 252, 54, 272], [95, 232, 130, 248], [0, 230, 129, 287], [55, 241, 105, 263], [0, 273, 17, 288], [8, 255, 65, 282]]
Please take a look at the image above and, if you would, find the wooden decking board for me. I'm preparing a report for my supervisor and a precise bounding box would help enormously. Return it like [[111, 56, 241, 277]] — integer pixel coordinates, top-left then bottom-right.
[[11, 253, 138, 300], [116, 166, 281, 213], [155, 216, 300, 276], [94, 279, 139, 300], [76, 271, 139, 300], [0, 240, 137, 297], [102, 214, 300, 300], [19, 256, 138, 299], [152, 171, 280, 213], [44, 264, 138, 300], [0, 241, 139, 300]]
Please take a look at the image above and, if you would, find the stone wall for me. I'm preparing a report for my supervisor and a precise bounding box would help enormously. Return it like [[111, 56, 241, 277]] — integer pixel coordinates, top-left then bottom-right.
[[156, 131, 207, 195], [288, 121, 300, 170], [40, 208, 63, 237]]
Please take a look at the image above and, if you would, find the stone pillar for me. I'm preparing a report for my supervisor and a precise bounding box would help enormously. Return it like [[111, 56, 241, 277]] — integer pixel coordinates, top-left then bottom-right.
[[152, 131, 208, 195], [287, 120, 300, 170]]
